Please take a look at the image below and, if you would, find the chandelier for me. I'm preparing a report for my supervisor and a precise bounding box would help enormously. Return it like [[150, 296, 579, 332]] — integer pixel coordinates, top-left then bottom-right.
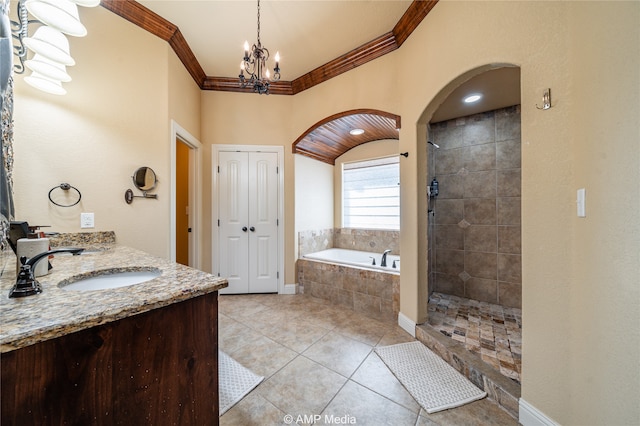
[[239, 0, 280, 95]]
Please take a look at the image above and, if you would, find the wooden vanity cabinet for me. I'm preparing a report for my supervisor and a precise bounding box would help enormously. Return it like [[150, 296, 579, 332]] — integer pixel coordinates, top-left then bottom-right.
[[1, 292, 220, 425]]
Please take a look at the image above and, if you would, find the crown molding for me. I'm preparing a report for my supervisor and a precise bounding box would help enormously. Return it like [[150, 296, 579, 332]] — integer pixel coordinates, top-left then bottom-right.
[[101, 0, 439, 95]]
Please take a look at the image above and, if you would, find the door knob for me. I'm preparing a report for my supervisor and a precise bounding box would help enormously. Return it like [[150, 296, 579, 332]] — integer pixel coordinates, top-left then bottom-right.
[[242, 227, 248, 232], [249, 226, 255, 232]]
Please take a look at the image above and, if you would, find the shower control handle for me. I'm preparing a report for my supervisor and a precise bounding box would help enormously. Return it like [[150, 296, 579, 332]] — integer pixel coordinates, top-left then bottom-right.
[[250, 227, 255, 232], [242, 227, 248, 232]]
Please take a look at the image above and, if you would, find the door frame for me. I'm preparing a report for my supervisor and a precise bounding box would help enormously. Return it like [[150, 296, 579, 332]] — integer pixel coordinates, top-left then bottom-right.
[[212, 144, 285, 294], [170, 120, 202, 269]]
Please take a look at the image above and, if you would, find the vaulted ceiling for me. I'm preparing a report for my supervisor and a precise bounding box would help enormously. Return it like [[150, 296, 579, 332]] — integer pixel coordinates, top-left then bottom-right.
[[100, 0, 438, 94], [98, 1, 520, 164]]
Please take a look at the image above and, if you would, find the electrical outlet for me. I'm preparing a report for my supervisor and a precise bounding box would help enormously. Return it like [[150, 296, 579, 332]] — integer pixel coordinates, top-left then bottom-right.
[[81, 212, 95, 228]]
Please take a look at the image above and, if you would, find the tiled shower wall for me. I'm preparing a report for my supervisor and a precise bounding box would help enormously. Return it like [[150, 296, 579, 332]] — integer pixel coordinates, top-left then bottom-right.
[[298, 228, 399, 257], [428, 106, 521, 308]]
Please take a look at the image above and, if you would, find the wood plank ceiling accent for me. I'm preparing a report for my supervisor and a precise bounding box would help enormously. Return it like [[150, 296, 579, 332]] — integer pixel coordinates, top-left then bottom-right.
[[292, 109, 401, 165], [101, 0, 439, 95]]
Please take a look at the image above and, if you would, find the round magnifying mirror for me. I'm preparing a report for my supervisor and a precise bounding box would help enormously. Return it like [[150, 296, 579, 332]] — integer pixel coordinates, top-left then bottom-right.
[[132, 167, 157, 192]]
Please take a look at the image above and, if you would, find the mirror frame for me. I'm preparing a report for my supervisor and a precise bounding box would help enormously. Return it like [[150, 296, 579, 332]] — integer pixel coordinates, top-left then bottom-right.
[[132, 167, 157, 192]]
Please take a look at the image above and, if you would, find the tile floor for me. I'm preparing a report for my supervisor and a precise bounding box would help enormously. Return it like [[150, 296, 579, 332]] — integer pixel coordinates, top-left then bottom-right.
[[218, 293, 518, 426], [427, 292, 522, 384]]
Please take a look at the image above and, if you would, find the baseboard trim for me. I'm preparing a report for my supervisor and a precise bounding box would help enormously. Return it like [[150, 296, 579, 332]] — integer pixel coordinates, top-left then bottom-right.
[[281, 283, 297, 295], [397, 312, 416, 337], [519, 399, 559, 426]]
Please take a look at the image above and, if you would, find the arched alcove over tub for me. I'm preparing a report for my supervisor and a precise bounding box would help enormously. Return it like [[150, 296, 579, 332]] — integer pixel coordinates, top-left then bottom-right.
[[292, 109, 401, 165]]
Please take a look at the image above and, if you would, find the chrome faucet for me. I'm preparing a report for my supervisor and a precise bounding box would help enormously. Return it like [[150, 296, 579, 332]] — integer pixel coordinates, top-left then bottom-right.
[[381, 249, 392, 267], [9, 248, 84, 298]]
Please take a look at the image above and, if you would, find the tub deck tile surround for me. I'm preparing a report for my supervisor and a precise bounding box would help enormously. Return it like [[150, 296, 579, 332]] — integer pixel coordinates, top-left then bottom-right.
[[298, 228, 400, 258], [0, 238, 227, 352], [297, 258, 399, 323]]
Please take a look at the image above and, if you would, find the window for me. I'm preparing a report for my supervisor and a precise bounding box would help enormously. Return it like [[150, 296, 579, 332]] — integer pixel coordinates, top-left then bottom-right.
[[342, 156, 400, 230]]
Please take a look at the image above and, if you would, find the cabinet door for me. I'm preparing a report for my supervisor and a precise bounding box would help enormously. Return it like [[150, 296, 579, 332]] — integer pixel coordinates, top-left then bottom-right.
[[248, 152, 279, 293], [218, 151, 250, 294]]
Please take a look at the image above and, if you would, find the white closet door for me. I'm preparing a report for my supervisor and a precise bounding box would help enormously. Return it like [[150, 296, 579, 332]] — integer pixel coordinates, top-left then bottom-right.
[[248, 152, 279, 293], [218, 151, 249, 294]]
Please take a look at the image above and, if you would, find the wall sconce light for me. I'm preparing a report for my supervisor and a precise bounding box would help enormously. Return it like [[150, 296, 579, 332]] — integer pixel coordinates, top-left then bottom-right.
[[23, 25, 75, 65], [10, 0, 98, 95], [25, 0, 87, 36]]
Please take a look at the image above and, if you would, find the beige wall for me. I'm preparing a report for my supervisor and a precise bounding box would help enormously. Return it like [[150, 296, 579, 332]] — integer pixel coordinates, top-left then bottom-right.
[[294, 154, 333, 258], [8, 1, 639, 424], [566, 3, 639, 424], [200, 91, 296, 280], [13, 7, 173, 258]]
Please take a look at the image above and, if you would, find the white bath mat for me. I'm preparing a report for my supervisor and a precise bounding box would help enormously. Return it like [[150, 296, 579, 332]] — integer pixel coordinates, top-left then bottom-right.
[[219, 351, 264, 416], [375, 341, 486, 413]]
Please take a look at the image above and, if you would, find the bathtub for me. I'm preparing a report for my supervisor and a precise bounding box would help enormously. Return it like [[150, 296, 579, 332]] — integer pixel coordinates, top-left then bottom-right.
[[297, 248, 400, 322], [303, 248, 400, 272]]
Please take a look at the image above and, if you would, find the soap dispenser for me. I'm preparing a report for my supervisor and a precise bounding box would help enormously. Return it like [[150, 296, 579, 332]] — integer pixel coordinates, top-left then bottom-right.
[[429, 178, 439, 198], [16, 237, 50, 277]]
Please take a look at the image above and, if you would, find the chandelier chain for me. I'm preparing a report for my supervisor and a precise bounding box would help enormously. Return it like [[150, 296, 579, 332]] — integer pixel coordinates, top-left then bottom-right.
[[239, 0, 280, 94], [256, 0, 261, 46]]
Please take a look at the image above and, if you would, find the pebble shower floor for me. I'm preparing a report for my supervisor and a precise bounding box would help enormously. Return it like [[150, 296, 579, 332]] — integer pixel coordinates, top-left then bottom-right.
[[427, 292, 522, 383]]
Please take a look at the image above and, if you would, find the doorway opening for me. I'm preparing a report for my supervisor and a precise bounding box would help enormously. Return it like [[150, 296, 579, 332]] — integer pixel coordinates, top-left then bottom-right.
[[416, 65, 523, 399], [170, 120, 202, 269]]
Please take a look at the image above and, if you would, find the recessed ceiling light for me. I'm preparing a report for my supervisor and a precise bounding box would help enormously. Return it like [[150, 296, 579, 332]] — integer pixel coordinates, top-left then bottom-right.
[[349, 129, 365, 136], [464, 94, 482, 103]]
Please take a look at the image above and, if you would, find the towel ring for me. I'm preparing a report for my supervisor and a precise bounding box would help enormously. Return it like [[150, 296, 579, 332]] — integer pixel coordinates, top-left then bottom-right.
[[48, 183, 82, 207]]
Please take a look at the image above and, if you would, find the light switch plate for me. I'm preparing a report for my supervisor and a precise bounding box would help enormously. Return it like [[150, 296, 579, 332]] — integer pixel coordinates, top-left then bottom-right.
[[81, 212, 95, 228], [577, 188, 586, 217]]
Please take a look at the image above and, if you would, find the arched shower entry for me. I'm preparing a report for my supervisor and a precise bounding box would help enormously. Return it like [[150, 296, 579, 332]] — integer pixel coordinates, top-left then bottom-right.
[[416, 64, 523, 389]]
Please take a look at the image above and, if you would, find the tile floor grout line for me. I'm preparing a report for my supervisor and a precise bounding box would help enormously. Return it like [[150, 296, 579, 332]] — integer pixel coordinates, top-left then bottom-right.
[[219, 294, 518, 425]]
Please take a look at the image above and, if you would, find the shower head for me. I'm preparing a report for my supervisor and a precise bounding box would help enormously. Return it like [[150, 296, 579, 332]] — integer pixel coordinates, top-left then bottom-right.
[[428, 141, 440, 149]]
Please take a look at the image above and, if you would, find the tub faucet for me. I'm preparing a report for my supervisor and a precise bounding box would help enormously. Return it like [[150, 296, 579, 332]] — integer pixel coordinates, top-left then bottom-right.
[[9, 248, 84, 298], [381, 249, 392, 267]]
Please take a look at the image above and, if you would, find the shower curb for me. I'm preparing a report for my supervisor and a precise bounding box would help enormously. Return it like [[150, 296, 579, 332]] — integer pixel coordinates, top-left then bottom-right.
[[415, 323, 520, 420]]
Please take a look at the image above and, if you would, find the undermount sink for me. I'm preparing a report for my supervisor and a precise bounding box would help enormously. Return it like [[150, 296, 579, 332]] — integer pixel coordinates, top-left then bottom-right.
[[58, 268, 161, 291]]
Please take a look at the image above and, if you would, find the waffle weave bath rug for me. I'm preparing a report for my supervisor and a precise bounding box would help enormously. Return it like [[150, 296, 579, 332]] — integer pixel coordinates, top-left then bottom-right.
[[219, 351, 264, 416], [375, 341, 486, 413]]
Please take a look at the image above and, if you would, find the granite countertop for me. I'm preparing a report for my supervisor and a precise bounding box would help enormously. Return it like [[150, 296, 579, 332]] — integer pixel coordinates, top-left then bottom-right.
[[0, 243, 227, 353]]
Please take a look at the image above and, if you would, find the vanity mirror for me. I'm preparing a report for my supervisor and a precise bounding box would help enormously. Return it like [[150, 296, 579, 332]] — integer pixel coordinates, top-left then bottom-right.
[[133, 167, 157, 192], [125, 167, 158, 204]]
